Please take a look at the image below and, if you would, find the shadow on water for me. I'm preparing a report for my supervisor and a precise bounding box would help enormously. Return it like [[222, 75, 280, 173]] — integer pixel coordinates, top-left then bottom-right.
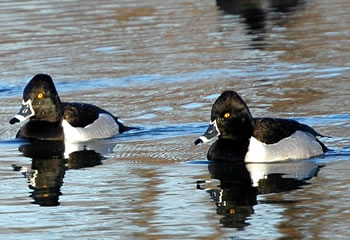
[[198, 159, 322, 228], [12, 140, 111, 207]]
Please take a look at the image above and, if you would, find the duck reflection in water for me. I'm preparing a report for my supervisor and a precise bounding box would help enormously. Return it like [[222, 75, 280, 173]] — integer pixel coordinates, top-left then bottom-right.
[[216, 0, 305, 48], [13, 139, 115, 206], [203, 161, 257, 228], [199, 159, 322, 228]]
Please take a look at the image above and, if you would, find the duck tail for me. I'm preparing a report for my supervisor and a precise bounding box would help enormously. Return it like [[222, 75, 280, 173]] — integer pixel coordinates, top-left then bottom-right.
[[316, 139, 329, 153], [114, 116, 139, 133]]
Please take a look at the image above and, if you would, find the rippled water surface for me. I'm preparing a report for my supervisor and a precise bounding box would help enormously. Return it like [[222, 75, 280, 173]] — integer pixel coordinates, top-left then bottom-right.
[[1, 0, 350, 239]]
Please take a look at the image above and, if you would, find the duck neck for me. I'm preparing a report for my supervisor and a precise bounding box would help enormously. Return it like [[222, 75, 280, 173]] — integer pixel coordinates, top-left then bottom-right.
[[208, 138, 250, 162]]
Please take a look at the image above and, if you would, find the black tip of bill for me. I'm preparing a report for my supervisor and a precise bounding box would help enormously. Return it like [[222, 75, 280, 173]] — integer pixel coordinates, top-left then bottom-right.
[[9, 117, 20, 125], [194, 138, 203, 145]]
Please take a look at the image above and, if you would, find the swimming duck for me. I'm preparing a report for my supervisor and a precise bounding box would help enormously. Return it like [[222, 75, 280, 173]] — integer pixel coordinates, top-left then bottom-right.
[[195, 91, 328, 162], [10, 74, 130, 142]]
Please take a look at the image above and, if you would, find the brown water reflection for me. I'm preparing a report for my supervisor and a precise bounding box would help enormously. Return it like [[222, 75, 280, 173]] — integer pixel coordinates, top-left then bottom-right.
[[0, 0, 350, 239]]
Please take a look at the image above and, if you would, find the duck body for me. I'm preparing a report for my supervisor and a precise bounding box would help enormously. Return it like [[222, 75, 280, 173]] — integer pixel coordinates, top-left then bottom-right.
[[195, 91, 328, 162], [10, 74, 129, 142]]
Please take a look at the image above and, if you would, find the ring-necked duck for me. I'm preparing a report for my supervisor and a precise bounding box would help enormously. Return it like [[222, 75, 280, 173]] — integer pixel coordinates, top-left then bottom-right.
[[10, 74, 130, 142], [195, 91, 328, 162]]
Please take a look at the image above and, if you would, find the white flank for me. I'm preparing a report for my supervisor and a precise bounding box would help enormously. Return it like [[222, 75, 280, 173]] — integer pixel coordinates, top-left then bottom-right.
[[62, 113, 119, 142], [244, 131, 324, 162]]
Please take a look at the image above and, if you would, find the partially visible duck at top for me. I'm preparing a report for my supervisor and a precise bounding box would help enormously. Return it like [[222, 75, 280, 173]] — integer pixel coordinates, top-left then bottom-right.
[[195, 90, 328, 162], [10, 74, 131, 142]]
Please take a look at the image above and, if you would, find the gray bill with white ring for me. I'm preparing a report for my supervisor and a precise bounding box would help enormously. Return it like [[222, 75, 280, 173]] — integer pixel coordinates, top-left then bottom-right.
[[194, 120, 220, 145], [9, 99, 35, 124]]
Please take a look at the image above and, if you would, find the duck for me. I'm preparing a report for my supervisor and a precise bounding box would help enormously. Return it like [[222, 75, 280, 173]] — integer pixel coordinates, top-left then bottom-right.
[[9, 74, 130, 142], [195, 90, 328, 162]]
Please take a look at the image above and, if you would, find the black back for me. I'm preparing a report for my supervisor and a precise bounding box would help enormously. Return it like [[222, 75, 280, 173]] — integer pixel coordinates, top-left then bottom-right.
[[254, 118, 327, 152], [62, 102, 129, 132]]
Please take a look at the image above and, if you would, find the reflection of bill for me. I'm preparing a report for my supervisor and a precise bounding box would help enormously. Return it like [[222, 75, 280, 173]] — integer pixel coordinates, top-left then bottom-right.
[[14, 157, 65, 207], [13, 139, 116, 206], [199, 159, 322, 228]]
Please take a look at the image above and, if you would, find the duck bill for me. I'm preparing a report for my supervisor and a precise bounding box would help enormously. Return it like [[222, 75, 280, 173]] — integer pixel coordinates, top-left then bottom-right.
[[194, 120, 220, 145], [9, 99, 35, 124]]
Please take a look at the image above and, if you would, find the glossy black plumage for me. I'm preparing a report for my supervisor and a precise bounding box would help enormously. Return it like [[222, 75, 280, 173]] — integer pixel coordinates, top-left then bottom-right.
[[62, 102, 111, 128], [11, 74, 129, 141], [196, 90, 328, 162]]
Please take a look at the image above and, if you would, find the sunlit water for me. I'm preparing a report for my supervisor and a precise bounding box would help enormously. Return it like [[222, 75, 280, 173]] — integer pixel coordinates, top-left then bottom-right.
[[1, 0, 350, 239]]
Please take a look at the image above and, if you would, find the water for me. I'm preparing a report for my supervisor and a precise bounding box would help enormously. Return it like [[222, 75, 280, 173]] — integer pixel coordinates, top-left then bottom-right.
[[0, 0, 350, 239]]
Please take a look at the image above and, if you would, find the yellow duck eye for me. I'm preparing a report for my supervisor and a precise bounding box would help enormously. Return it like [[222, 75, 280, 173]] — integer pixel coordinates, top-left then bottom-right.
[[37, 92, 44, 99], [224, 112, 231, 119]]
